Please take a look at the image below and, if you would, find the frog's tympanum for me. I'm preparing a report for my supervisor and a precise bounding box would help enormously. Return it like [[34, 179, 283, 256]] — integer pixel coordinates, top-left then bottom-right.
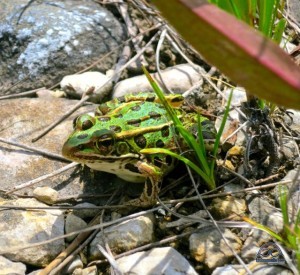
[[62, 93, 214, 207]]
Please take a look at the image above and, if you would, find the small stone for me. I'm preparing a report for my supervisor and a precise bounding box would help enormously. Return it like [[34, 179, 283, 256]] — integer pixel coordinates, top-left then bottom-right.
[[189, 227, 242, 270], [61, 71, 113, 102], [116, 247, 198, 275], [211, 197, 247, 220], [65, 213, 87, 242], [113, 64, 203, 98], [240, 237, 260, 261], [89, 214, 155, 260], [63, 255, 83, 274], [33, 186, 59, 204], [73, 203, 99, 219], [0, 256, 26, 275]]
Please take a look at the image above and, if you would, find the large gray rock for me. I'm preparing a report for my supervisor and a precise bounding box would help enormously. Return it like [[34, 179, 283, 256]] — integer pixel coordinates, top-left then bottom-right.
[[116, 247, 198, 275], [0, 198, 64, 266], [0, 0, 124, 95]]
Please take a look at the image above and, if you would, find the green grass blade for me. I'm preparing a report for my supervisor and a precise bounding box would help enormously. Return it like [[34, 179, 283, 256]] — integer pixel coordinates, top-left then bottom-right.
[[273, 18, 286, 44]]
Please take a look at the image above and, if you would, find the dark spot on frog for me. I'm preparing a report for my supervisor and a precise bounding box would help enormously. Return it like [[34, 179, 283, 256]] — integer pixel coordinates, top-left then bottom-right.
[[99, 116, 111, 122], [134, 135, 147, 148], [127, 118, 142, 125], [171, 96, 183, 103], [145, 179, 153, 197], [156, 139, 165, 148], [149, 111, 161, 119], [131, 105, 141, 111], [166, 155, 173, 166], [154, 156, 163, 168], [77, 134, 88, 140], [125, 163, 140, 173], [161, 125, 169, 137], [81, 119, 94, 130], [145, 95, 156, 102], [110, 125, 122, 133], [114, 114, 123, 118]]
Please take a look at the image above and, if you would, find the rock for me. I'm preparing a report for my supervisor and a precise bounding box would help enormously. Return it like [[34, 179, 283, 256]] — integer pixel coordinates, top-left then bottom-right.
[[247, 196, 284, 242], [73, 202, 100, 219], [211, 197, 247, 220], [113, 64, 203, 98], [89, 214, 155, 260], [60, 71, 113, 102], [216, 87, 247, 148], [280, 138, 299, 160], [33, 186, 59, 204], [0, 98, 108, 200], [63, 255, 83, 274], [73, 265, 97, 275], [0, 198, 64, 266], [65, 213, 87, 242], [240, 236, 260, 261], [286, 109, 300, 133], [116, 247, 198, 275], [189, 227, 242, 270], [0, 0, 124, 95], [0, 256, 26, 275]]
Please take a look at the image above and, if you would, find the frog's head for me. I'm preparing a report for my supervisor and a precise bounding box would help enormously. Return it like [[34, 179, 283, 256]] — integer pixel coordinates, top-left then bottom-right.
[[62, 114, 136, 164]]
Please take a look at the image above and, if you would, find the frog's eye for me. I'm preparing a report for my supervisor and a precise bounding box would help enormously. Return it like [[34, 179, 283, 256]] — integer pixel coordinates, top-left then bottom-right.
[[93, 129, 115, 155], [76, 114, 96, 131]]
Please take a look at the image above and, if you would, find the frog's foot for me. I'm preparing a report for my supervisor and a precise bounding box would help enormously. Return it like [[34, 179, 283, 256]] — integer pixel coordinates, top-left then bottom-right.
[[125, 161, 162, 207]]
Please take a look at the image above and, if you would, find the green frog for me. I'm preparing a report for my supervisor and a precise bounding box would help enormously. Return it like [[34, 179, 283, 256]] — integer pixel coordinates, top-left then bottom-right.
[[62, 93, 215, 207]]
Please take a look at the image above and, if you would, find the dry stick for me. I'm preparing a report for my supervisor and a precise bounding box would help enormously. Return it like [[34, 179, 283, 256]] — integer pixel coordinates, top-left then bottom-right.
[[32, 30, 162, 142], [97, 244, 122, 275], [31, 95, 90, 142], [0, 137, 68, 162], [6, 162, 78, 194], [155, 28, 173, 93], [0, 87, 46, 100], [166, 179, 292, 204], [118, 1, 146, 65], [49, 230, 99, 275]]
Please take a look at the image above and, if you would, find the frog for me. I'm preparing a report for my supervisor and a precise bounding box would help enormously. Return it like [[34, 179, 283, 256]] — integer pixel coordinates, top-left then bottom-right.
[[62, 93, 215, 207]]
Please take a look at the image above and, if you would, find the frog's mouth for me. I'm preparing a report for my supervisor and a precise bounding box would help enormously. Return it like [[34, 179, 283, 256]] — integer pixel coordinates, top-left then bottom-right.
[[62, 141, 141, 163]]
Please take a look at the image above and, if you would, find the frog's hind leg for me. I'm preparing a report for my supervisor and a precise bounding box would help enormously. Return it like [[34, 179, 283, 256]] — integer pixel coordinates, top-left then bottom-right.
[[125, 161, 162, 207]]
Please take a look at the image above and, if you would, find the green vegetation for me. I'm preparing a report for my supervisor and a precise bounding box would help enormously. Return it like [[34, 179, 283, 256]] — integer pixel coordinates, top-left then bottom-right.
[[141, 66, 232, 191]]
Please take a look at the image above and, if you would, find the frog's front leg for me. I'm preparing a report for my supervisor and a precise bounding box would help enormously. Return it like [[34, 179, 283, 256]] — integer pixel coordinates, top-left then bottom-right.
[[126, 161, 163, 207]]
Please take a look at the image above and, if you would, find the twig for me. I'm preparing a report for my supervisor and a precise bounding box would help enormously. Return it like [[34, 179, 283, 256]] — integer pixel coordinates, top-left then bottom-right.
[[31, 95, 91, 142], [166, 180, 292, 203], [0, 87, 45, 100], [6, 162, 78, 194], [97, 245, 122, 275], [0, 137, 68, 162]]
